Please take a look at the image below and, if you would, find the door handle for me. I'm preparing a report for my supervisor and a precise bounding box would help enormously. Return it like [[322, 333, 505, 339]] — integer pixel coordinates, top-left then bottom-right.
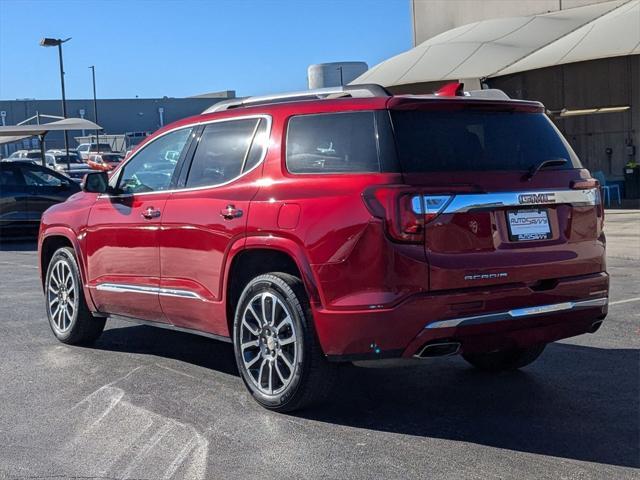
[[141, 206, 161, 219], [220, 204, 243, 220]]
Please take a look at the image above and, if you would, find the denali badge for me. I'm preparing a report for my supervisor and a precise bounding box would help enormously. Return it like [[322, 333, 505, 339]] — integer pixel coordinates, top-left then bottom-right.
[[464, 273, 508, 281], [518, 193, 555, 204]]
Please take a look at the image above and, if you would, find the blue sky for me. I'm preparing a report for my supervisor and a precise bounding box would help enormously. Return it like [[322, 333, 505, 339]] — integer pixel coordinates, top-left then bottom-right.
[[0, 0, 411, 100]]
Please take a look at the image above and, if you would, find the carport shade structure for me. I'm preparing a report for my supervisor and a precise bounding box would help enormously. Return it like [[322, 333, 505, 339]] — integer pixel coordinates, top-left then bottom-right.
[[0, 117, 102, 167]]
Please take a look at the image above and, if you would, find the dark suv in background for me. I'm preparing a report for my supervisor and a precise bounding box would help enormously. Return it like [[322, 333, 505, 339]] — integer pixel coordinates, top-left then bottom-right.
[[38, 83, 608, 411]]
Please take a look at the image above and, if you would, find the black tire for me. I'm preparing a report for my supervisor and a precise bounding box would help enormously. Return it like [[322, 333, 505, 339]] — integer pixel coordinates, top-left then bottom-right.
[[233, 272, 337, 412], [44, 247, 105, 345], [462, 344, 546, 372]]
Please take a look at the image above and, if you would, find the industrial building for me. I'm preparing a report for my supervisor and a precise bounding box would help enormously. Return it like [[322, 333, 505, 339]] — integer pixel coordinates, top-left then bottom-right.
[[0, 90, 235, 155], [353, 0, 639, 185]]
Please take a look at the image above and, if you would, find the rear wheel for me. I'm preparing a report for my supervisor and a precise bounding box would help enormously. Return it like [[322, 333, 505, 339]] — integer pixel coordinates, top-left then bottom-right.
[[233, 272, 336, 412], [45, 247, 105, 345], [462, 344, 546, 372]]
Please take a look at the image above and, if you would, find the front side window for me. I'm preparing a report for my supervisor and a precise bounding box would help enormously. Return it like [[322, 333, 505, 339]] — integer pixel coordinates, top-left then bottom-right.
[[286, 111, 381, 174], [185, 118, 264, 188], [117, 127, 192, 194]]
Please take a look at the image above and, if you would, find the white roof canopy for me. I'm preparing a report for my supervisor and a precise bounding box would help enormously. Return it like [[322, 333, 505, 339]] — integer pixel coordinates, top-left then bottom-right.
[[352, 0, 640, 87], [0, 117, 102, 145]]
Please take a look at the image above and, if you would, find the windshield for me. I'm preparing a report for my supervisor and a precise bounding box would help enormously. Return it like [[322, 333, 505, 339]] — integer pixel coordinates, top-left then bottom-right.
[[390, 110, 580, 172]]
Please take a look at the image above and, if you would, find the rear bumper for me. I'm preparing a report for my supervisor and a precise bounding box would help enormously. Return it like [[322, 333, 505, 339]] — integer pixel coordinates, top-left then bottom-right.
[[313, 272, 609, 361]]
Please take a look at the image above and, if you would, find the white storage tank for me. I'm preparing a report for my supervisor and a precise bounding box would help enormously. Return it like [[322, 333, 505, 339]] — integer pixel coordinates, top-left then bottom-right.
[[307, 62, 368, 89]]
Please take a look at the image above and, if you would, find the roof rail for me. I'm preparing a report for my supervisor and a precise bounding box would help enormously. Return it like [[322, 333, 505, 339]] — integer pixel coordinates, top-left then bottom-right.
[[202, 83, 391, 113]]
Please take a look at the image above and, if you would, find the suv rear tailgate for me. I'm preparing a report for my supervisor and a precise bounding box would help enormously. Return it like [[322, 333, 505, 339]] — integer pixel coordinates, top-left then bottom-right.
[[389, 104, 605, 291]]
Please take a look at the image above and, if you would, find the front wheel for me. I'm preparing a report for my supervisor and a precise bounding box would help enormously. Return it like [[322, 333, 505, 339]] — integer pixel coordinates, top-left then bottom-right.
[[462, 344, 546, 372], [233, 273, 336, 412], [45, 247, 106, 345]]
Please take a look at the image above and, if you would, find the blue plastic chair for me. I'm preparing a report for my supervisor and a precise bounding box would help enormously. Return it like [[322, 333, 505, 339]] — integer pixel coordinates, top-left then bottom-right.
[[593, 171, 621, 207]]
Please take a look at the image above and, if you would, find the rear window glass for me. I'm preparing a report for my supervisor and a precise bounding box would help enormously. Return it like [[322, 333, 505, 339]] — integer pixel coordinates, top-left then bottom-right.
[[286, 111, 381, 174], [391, 111, 580, 172]]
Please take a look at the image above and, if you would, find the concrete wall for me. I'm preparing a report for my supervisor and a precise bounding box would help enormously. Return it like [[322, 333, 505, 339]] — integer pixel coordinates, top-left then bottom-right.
[[411, 0, 611, 45], [0, 96, 229, 153]]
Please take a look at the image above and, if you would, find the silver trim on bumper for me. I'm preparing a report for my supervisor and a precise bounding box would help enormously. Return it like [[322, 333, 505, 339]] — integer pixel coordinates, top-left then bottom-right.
[[425, 297, 608, 329]]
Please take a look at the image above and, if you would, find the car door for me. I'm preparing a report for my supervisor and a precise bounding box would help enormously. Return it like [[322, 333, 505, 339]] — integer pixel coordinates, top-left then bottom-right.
[[86, 126, 195, 321], [0, 164, 30, 236], [159, 116, 269, 335], [19, 163, 79, 220]]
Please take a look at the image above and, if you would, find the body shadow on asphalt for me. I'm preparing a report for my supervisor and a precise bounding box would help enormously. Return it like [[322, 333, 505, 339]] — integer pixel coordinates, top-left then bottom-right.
[[96, 325, 639, 469]]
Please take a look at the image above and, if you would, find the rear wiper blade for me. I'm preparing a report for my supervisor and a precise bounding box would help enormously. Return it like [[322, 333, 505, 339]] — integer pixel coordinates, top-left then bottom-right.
[[524, 158, 568, 181]]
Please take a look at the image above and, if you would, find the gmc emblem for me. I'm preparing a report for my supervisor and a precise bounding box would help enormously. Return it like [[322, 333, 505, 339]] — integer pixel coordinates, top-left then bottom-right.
[[518, 193, 556, 204]]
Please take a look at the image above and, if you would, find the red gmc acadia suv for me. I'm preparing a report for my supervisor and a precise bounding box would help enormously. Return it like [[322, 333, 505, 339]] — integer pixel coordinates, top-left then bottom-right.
[[38, 83, 608, 411]]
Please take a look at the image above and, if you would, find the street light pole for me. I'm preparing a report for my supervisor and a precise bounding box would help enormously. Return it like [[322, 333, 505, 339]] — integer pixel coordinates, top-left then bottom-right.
[[89, 66, 100, 151], [40, 37, 71, 170]]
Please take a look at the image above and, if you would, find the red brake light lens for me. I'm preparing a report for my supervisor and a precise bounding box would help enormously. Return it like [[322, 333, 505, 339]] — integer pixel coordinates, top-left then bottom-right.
[[363, 187, 451, 244]]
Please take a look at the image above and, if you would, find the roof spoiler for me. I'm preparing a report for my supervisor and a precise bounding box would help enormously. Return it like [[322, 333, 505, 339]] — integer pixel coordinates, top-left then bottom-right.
[[202, 83, 392, 113], [435, 82, 510, 100]]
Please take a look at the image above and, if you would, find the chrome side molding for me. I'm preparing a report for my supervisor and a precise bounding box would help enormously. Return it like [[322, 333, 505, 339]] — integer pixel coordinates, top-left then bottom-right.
[[425, 297, 608, 329], [95, 283, 204, 301], [412, 188, 599, 214]]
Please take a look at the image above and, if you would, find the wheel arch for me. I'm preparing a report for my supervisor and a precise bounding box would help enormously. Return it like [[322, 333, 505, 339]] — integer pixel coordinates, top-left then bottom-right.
[[39, 227, 97, 312], [224, 238, 321, 338]]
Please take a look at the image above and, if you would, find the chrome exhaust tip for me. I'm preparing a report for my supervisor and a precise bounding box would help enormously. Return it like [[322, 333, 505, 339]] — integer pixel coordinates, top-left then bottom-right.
[[414, 341, 461, 358]]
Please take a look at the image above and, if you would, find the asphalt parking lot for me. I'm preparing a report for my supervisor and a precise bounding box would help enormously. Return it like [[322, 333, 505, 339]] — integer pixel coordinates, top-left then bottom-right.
[[0, 212, 638, 480]]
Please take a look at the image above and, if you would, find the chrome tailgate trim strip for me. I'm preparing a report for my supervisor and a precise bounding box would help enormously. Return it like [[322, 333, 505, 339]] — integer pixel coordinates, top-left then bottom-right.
[[414, 188, 599, 214]]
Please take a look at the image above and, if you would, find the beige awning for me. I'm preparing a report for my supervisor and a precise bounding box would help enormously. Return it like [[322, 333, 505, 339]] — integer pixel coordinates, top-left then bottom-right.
[[0, 117, 102, 145], [352, 0, 639, 87]]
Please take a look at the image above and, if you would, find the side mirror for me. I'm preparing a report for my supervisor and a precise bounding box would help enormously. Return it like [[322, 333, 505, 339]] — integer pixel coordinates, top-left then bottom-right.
[[82, 171, 109, 193]]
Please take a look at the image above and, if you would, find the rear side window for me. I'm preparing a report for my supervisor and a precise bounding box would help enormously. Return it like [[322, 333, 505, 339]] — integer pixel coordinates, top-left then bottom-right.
[[391, 110, 580, 172], [186, 118, 264, 188], [286, 111, 384, 174]]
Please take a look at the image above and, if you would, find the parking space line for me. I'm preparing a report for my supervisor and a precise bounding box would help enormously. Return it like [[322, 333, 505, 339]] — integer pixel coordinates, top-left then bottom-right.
[[0, 261, 38, 270], [610, 297, 640, 306]]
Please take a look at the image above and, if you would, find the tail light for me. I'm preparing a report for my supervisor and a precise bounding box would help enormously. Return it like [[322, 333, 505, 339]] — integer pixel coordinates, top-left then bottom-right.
[[363, 186, 451, 243], [571, 177, 604, 227]]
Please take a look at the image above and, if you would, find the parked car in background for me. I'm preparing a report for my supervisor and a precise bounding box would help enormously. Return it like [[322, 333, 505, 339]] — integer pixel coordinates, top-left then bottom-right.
[[1, 161, 80, 237], [45, 150, 94, 183], [38, 83, 608, 412], [86, 153, 123, 172], [76, 142, 114, 161], [3, 149, 43, 164]]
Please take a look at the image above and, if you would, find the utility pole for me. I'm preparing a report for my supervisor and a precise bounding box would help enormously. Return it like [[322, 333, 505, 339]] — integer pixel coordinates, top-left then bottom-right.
[[40, 37, 72, 170], [89, 66, 100, 150]]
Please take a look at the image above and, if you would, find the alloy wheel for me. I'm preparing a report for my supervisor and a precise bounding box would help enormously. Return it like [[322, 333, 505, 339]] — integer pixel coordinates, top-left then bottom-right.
[[239, 291, 298, 395], [47, 259, 77, 334]]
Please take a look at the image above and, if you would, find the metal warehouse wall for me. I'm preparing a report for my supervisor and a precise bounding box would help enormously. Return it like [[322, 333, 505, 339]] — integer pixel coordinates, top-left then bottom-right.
[[387, 56, 638, 181], [489, 55, 639, 180]]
